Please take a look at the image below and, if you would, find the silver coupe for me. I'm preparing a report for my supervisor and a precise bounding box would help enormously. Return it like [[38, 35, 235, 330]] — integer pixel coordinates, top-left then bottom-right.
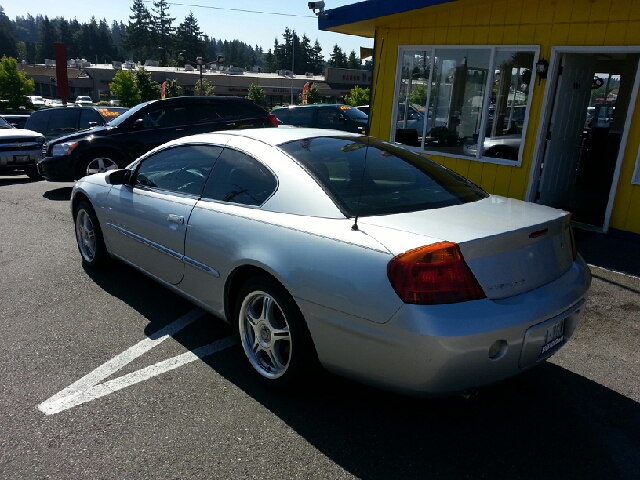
[[71, 128, 591, 396]]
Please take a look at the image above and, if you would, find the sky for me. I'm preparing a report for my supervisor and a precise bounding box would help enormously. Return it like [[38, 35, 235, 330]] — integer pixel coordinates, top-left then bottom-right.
[[3, 0, 373, 60]]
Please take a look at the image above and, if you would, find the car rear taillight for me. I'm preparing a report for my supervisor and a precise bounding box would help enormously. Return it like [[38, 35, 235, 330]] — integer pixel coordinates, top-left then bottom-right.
[[387, 242, 486, 305], [268, 114, 278, 128]]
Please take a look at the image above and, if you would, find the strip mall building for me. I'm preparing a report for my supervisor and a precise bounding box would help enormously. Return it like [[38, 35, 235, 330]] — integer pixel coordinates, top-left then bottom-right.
[[320, 0, 640, 240]]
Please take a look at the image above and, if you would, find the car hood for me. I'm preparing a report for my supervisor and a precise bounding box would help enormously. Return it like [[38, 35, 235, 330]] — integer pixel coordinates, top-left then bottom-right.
[[49, 125, 111, 144], [0, 128, 43, 139], [359, 196, 576, 299]]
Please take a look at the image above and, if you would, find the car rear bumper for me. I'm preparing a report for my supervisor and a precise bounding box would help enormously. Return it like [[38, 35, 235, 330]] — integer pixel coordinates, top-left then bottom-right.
[[38, 155, 76, 181], [301, 255, 592, 396]]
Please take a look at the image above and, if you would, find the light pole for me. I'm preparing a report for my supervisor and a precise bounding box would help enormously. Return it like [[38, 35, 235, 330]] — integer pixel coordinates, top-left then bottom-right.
[[290, 36, 295, 104], [197, 56, 204, 96]]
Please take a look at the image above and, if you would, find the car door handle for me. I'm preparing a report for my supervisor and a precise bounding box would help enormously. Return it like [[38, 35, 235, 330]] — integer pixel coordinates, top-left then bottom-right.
[[168, 214, 184, 224]]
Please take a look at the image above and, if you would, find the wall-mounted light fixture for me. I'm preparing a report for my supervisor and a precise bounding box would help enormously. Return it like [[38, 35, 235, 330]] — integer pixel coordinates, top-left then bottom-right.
[[536, 58, 549, 84]]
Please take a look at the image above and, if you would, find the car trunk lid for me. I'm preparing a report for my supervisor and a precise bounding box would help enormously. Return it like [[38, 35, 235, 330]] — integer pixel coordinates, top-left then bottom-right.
[[359, 196, 575, 299]]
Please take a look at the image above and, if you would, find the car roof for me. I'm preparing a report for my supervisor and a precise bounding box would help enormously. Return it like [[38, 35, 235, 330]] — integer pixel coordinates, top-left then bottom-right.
[[170, 127, 362, 148]]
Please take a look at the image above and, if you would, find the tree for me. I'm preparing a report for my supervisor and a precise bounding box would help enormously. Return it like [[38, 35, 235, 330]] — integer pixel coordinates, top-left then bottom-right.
[[0, 56, 34, 109], [409, 83, 428, 107], [246, 84, 266, 108], [36, 16, 57, 63], [151, 0, 175, 66], [343, 85, 370, 106], [123, 0, 153, 62], [306, 83, 321, 104], [0, 7, 18, 59], [329, 44, 347, 68], [195, 77, 215, 96], [109, 69, 141, 107], [175, 12, 204, 60], [163, 78, 181, 98], [134, 67, 161, 101], [347, 50, 360, 69]]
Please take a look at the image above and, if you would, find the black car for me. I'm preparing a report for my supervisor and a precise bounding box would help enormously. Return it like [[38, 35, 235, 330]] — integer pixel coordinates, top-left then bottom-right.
[[24, 106, 129, 141], [38, 96, 278, 182], [0, 116, 45, 179], [271, 104, 368, 134], [1, 114, 31, 129]]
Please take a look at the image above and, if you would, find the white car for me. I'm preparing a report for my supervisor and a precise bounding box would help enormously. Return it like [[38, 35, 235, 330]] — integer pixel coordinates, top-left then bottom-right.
[[28, 95, 46, 108], [75, 96, 93, 106], [70, 128, 591, 396]]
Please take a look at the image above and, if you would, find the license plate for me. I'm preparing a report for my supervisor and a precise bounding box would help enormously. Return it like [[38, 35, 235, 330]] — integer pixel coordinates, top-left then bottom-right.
[[541, 319, 565, 354], [14, 154, 29, 163]]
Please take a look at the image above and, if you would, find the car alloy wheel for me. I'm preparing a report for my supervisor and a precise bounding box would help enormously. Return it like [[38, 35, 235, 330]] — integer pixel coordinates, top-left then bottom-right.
[[86, 157, 119, 175], [74, 201, 109, 268], [76, 207, 97, 262], [239, 289, 292, 379]]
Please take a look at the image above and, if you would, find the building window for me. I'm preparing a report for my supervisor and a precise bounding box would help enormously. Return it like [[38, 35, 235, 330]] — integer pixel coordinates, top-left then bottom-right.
[[393, 46, 538, 165]]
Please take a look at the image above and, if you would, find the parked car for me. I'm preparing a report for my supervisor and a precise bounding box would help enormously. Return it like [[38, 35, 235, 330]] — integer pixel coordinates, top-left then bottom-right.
[[271, 104, 368, 134], [70, 128, 591, 396], [0, 116, 45, 179], [27, 96, 46, 109], [24, 105, 129, 141], [45, 99, 64, 107], [463, 134, 522, 160], [75, 96, 94, 106], [40, 96, 277, 181], [109, 99, 122, 106], [1, 113, 30, 129]]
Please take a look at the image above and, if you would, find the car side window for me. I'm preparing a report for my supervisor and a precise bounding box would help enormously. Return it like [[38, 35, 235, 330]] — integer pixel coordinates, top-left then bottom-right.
[[202, 148, 276, 206], [139, 106, 189, 128], [317, 107, 340, 126], [288, 108, 314, 126], [190, 104, 221, 125], [46, 109, 79, 136], [79, 109, 104, 129], [134, 145, 223, 196]]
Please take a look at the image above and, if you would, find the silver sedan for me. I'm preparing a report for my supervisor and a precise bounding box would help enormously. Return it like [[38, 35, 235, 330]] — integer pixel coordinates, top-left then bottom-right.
[[71, 128, 591, 396]]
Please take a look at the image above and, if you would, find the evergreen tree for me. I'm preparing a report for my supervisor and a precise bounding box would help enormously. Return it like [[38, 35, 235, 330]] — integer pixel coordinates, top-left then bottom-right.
[[329, 44, 347, 68], [0, 7, 18, 59], [347, 50, 360, 69], [175, 12, 204, 61], [151, 0, 175, 66], [123, 0, 153, 62], [36, 16, 57, 63], [311, 40, 324, 74]]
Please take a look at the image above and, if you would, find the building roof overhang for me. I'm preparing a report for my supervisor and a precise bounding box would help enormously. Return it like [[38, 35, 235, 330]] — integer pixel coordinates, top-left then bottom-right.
[[318, 0, 455, 37]]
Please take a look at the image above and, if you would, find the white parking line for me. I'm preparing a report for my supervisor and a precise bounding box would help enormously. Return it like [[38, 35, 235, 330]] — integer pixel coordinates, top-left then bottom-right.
[[38, 309, 237, 415]]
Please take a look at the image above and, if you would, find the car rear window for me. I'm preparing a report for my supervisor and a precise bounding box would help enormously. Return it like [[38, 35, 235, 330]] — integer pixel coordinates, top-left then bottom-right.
[[338, 105, 368, 119], [278, 136, 487, 217]]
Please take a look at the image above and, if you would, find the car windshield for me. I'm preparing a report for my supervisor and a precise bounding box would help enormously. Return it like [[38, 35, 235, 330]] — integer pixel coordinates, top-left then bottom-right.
[[0, 117, 12, 129], [340, 106, 368, 119], [279, 136, 487, 217], [106, 100, 154, 126]]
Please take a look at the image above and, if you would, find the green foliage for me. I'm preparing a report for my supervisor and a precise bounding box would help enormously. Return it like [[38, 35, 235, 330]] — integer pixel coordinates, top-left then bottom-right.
[[329, 44, 347, 68], [95, 101, 111, 106], [246, 84, 266, 108], [306, 83, 321, 104], [195, 77, 215, 96], [409, 84, 428, 107], [343, 85, 370, 107], [109, 70, 141, 107], [163, 78, 181, 98], [0, 56, 34, 109], [134, 67, 161, 101]]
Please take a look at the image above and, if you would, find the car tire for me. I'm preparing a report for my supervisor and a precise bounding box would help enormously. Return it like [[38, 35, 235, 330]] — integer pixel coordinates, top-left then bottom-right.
[[74, 201, 110, 268], [24, 166, 42, 180], [235, 276, 316, 389], [76, 153, 121, 179]]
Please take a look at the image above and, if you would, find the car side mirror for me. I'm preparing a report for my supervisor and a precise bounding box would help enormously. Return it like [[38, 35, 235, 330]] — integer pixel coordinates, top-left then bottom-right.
[[132, 118, 144, 130], [106, 169, 132, 185]]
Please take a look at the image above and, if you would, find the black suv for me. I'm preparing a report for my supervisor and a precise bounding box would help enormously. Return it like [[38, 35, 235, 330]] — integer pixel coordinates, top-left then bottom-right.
[[24, 106, 129, 141], [38, 96, 277, 182]]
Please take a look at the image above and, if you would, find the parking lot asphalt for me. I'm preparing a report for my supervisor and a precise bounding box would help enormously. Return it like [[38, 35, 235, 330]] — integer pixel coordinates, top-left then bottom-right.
[[1, 174, 639, 480]]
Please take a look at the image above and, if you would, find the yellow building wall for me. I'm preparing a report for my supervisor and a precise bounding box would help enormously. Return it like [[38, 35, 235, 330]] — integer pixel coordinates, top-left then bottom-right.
[[368, 0, 640, 235]]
